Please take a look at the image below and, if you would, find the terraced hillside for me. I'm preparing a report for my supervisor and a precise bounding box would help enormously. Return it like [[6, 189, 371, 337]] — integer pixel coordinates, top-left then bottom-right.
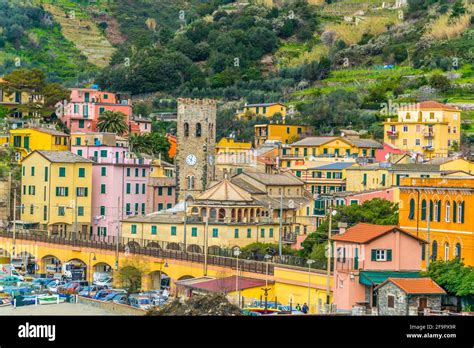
[[43, 3, 115, 68]]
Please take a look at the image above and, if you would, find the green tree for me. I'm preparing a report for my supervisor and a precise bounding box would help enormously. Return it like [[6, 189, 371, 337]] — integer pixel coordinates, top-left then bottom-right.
[[301, 199, 399, 257], [450, 0, 466, 19], [429, 74, 451, 91], [96, 110, 128, 135]]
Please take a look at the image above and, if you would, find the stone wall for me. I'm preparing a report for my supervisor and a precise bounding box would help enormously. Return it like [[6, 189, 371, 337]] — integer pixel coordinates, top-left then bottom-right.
[[408, 294, 442, 311], [377, 282, 408, 315], [77, 296, 145, 316]]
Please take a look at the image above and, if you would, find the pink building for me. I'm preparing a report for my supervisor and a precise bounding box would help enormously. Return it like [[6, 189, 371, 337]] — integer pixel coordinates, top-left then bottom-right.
[[375, 142, 406, 162], [72, 144, 151, 237], [130, 115, 152, 135], [331, 223, 426, 312], [61, 88, 132, 133]]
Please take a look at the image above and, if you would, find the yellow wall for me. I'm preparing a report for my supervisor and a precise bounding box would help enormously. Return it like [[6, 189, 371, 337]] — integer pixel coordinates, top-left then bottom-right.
[[398, 177, 473, 266], [255, 124, 308, 146], [216, 138, 252, 153], [238, 104, 287, 119], [383, 108, 461, 158], [10, 128, 69, 160], [20, 152, 93, 231], [439, 159, 474, 174], [289, 138, 376, 158], [345, 167, 391, 192]]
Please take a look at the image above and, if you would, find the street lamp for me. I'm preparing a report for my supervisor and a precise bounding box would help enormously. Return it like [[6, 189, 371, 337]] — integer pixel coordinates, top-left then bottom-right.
[[234, 249, 241, 307], [306, 259, 315, 314], [88, 252, 97, 298], [264, 254, 272, 287]]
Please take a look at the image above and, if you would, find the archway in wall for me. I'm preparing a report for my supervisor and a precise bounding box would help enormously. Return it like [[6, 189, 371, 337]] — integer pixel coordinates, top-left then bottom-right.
[[167, 242, 181, 251], [147, 241, 161, 249], [126, 241, 141, 251], [41, 255, 61, 274], [149, 270, 170, 290], [117, 265, 142, 293], [17, 251, 36, 274], [66, 258, 87, 280], [208, 245, 222, 255], [93, 262, 113, 274]]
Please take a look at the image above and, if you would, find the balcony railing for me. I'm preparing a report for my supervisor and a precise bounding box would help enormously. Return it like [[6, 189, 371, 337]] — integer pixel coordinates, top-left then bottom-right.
[[423, 132, 434, 138], [386, 130, 398, 138], [422, 145, 434, 151], [335, 258, 364, 271]]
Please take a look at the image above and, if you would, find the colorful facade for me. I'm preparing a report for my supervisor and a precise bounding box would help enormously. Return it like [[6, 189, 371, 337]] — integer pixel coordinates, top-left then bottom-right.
[[60, 88, 132, 133], [0, 78, 44, 118], [71, 144, 151, 237], [331, 223, 426, 312], [10, 127, 69, 160], [147, 159, 176, 213], [254, 124, 311, 146], [236, 103, 287, 120], [383, 101, 461, 158], [398, 177, 473, 266], [20, 151, 93, 235]]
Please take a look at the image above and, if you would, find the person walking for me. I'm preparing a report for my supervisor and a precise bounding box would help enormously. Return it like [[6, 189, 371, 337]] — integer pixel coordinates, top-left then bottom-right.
[[302, 303, 309, 314], [295, 303, 301, 311]]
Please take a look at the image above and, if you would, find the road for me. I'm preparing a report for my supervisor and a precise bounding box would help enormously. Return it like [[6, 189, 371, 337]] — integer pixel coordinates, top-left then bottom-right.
[[0, 302, 117, 316]]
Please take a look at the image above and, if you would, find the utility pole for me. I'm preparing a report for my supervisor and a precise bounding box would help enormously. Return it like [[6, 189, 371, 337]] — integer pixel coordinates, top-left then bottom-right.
[[325, 194, 333, 313], [183, 194, 187, 253], [12, 188, 17, 262], [278, 190, 283, 257], [203, 204, 209, 276], [426, 200, 431, 270]]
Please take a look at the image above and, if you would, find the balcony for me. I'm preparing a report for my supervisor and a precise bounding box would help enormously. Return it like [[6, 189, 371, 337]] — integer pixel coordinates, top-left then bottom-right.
[[422, 145, 434, 151], [335, 258, 364, 271], [386, 130, 398, 138], [282, 232, 297, 243]]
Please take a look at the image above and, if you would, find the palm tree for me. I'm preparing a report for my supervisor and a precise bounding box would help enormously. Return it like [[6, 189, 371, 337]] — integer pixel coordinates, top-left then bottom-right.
[[96, 110, 128, 135], [129, 134, 154, 155]]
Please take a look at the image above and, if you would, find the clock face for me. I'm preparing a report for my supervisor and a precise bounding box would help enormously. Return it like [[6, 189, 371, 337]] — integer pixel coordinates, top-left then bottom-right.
[[186, 154, 197, 166]]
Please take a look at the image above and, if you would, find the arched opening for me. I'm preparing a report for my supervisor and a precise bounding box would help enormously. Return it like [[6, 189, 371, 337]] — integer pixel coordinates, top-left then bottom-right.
[[187, 244, 202, 253], [231, 208, 236, 222], [444, 242, 449, 261], [126, 241, 141, 251], [0, 248, 11, 258], [408, 198, 415, 220], [218, 208, 225, 222], [209, 208, 217, 221], [455, 243, 461, 260], [93, 262, 113, 274], [167, 242, 181, 251], [17, 251, 36, 274], [208, 245, 222, 255], [186, 175, 195, 190], [196, 123, 201, 137], [191, 207, 199, 215], [178, 275, 194, 281], [445, 201, 451, 222], [147, 241, 161, 249], [184, 123, 189, 137], [237, 208, 242, 222], [431, 240, 438, 261], [66, 258, 87, 280], [149, 270, 170, 290]]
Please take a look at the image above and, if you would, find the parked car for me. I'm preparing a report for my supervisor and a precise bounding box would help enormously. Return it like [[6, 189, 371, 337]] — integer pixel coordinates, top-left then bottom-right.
[[129, 295, 152, 310], [112, 294, 128, 305], [78, 286, 99, 297], [94, 277, 113, 287], [93, 289, 114, 300]]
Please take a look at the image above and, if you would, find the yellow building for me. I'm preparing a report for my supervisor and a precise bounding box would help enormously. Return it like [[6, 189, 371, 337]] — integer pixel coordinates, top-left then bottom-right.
[[237, 102, 287, 120], [398, 177, 473, 266], [20, 150, 93, 235], [254, 124, 311, 146], [281, 135, 382, 167], [215, 138, 255, 179], [383, 101, 461, 158], [149, 158, 175, 179], [10, 127, 69, 160], [0, 78, 44, 118]]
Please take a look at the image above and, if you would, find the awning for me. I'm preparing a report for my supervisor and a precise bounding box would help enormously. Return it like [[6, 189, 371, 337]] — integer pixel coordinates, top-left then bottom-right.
[[359, 271, 421, 286]]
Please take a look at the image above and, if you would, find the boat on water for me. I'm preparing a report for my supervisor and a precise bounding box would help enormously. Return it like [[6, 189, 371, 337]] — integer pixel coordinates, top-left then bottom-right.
[[37, 295, 65, 305]]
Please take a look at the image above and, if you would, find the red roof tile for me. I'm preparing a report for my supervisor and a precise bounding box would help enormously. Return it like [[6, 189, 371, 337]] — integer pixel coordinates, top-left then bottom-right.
[[185, 276, 269, 293], [331, 223, 426, 244], [399, 101, 459, 111], [385, 278, 446, 295]]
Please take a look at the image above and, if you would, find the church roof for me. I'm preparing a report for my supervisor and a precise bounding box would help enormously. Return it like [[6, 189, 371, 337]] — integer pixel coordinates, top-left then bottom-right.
[[196, 179, 254, 202]]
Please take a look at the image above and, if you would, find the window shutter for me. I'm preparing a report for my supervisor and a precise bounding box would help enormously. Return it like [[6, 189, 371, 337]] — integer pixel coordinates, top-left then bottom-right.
[[56, 187, 59, 196], [371, 249, 376, 261], [453, 201, 457, 223], [65, 187, 69, 196], [342, 248, 346, 263], [387, 249, 392, 261], [461, 202, 465, 223], [437, 202, 441, 222]]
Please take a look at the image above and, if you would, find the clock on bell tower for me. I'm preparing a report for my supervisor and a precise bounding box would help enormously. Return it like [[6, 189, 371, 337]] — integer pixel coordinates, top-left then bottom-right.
[[175, 98, 216, 201]]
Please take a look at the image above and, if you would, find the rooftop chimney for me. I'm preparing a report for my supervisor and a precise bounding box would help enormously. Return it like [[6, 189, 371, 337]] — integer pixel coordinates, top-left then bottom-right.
[[338, 222, 348, 235]]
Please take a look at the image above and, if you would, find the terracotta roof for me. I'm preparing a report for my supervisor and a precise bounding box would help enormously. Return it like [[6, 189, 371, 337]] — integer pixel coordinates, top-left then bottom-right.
[[383, 278, 446, 295], [196, 179, 254, 202], [399, 101, 459, 111], [239, 172, 304, 186], [184, 276, 270, 293], [331, 223, 426, 244]]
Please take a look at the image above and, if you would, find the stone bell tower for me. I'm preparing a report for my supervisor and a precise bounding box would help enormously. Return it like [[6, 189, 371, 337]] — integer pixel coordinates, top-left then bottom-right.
[[176, 98, 216, 201]]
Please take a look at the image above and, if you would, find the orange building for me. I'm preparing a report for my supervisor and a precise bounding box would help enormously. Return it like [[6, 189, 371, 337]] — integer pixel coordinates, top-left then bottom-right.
[[398, 177, 473, 266]]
